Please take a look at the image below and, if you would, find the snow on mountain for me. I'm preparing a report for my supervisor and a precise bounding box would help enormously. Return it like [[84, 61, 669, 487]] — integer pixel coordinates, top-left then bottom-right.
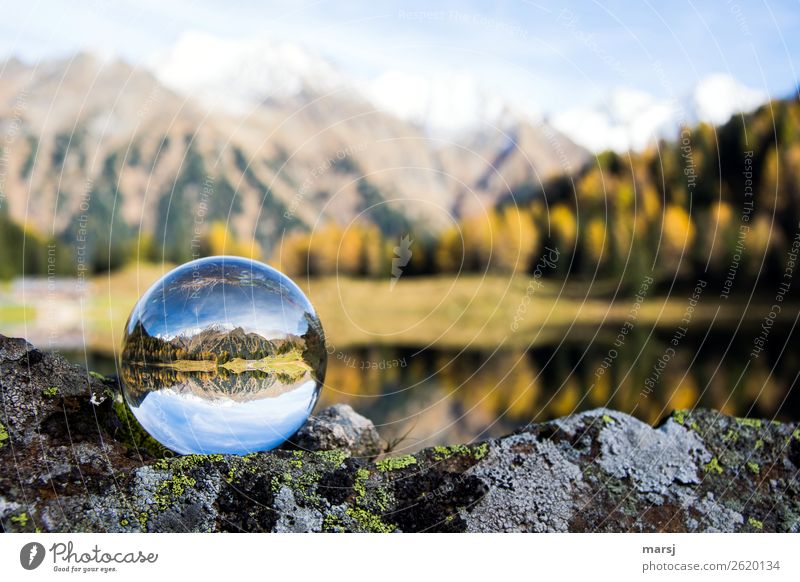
[[361, 70, 514, 133], [551, 74, 770, 153], [692, 73, 769, 125], [151, 33, 770, 155], [151, 32, 524, 133], [551, 88, 675, 153], [150, 31, 350, 112]]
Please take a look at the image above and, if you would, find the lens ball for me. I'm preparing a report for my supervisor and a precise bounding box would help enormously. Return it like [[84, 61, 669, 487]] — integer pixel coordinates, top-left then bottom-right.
[[119, 256, 326, 454]]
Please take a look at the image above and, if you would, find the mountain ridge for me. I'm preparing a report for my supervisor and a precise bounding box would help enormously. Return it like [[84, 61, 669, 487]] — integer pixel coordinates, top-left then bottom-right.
[[0, 50, 589, 266]]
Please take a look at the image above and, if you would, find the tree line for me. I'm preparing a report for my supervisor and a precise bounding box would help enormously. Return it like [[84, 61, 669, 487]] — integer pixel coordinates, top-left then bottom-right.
[[275, 96, 800, 291], [3, 95, 799, 295]]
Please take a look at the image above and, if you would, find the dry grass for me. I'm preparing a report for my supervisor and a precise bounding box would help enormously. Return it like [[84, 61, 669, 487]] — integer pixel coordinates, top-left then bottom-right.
[[0, 262, 788, 353], [303, 275, 761, 349], [221, 349, 310, 375], [159, 359, 218, 372]]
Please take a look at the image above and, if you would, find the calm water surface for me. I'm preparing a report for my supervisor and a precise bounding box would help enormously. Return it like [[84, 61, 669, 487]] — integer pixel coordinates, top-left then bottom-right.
[[62, 322, 800, 453]]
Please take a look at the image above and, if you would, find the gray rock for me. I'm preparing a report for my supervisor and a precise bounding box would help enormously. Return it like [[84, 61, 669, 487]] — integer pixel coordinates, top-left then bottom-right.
[[460, 434, 584, 532], [683, 492, 744, 532], [1, 335, 799, 532], [290, 403, 382, 458], [273, 486, 324, 533], [597, 414, 711, 494]]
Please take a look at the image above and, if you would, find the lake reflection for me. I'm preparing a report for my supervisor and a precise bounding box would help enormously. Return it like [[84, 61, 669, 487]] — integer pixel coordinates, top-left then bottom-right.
[[124, 364, 319, 454], [72, 322, 800, 453], [318, 324, 800, 451]]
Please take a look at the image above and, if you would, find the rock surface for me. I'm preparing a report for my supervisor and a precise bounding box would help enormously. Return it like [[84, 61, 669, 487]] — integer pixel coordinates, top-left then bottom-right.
[[1, 335, 798, 532], [290, 404, 382, 459]]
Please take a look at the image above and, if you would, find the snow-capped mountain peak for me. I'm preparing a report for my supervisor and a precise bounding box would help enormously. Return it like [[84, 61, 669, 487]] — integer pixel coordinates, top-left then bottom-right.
[[150, 32, 528, 134], [692, 73, 769, 125], [150, 33, 770, 155], [361, 70, 516, 133], [150, 31, 350, 112], [551, 73, 770, 153]]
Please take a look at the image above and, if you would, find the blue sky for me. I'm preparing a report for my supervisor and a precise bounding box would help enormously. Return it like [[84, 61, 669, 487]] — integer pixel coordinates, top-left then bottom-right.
[[1, 0, 798, 115], [132, 378, 318, 454]]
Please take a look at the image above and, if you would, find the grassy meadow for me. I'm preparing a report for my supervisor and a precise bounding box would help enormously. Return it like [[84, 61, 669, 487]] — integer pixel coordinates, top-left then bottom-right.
[[0, 261, 788, 355]]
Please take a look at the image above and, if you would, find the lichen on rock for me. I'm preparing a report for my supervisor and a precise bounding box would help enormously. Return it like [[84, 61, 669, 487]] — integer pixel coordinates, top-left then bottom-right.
[[1, 335, 798, 532]]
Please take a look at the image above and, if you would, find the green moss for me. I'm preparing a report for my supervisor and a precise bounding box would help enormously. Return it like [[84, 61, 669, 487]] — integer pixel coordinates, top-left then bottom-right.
[[155, 454, 223, 472], [755, 439, 764, 450], [199, 453, 222, 465], [345, 507, 395, 533], [353, 468, 369, 500], [10, 513, 28, 527], [432, 445, 465, 460], [703, 457, 723, 475], [268, 451, 322, 505], [793, 428, 800, 440], [432, 443, 489, 462], [314, 449, 348, 468], [689, 421, 700, 431], [226, 467, 237, 484], [42, 386, 59, 397], [323, 513, 344, 532], [270, 475, 282, 493], [376, 454, 417, 472], [88, 371, 106, 380], [288, 463, 323, 501], [271, 465, 325, 500], [270, 468, 320, 496], [439, 445, 458, 458], [137, 512, 149, 531], [746, 461, 760, 475], [673, 410, 687, 425], [372, 484, 393, 512], [601, 414, 614, 425], [723, 429, 739, 442], [154, 474, 196, 510], [747, 517, 763, 530], [114, 399, 170, 458], [736, 417, 762, 429], [345, 467, 396, 532], [163, 474, 196, 498], [0, 421, 8, 448], [119, 518, 129, 527], [473, 442, 489, 460], [223, 456, 258, 485]]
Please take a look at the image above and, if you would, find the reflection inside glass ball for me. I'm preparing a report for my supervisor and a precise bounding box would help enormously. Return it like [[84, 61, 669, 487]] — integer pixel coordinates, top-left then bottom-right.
[[119, 256, 326, 455]]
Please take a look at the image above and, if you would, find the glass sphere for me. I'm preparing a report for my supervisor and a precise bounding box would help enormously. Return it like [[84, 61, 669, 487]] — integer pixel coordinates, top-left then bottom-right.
[[119, 256, 326, 455]]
